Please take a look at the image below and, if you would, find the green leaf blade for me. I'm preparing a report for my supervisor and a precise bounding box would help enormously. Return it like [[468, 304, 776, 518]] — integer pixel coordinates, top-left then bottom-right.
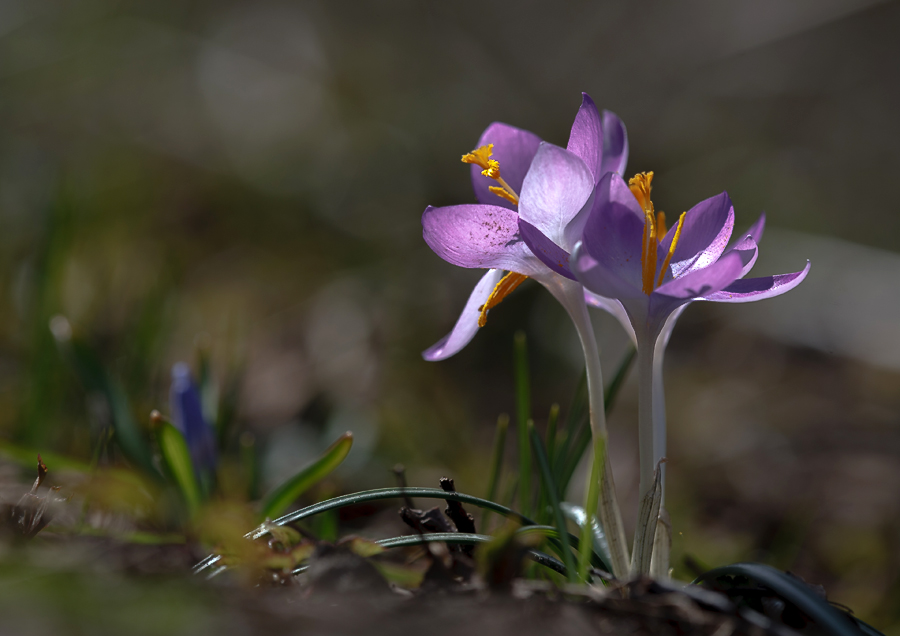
[[259, 432, 353, 521]]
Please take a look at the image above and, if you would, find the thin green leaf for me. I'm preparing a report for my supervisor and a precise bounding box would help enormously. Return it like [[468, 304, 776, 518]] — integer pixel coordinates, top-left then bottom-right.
[[259, 432, 353, 521], [513, 331, 532, 516], [529, 421, 577, 582], [156, 422, 201, 515], [544, 403, 560, 468], [481, 414, 509, 532]]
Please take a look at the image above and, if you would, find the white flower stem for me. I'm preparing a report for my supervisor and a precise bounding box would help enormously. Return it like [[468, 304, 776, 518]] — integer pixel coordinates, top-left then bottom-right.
[[636, 328, 656, 508], [547, 279, 629, 578]]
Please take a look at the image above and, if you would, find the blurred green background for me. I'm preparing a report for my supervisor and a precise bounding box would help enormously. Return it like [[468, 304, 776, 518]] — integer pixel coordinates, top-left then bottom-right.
[[1, 0, 899, 631]]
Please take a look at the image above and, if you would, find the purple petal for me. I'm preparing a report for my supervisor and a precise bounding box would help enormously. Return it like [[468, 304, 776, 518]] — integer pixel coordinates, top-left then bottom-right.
[[566, 93, 603, 184], [582, 172, 646, 289], [701, 260, 810, 303], [423, 269, 505, 361], [518, 218, 576, 280], [599, 110, 629, 176], [471, 123, 542, 209], [572, 242, 645, 302], [422, 204, 539, 274], [518, 143, 594, 246], [659, 192, 735, 278], [651, 251, 745, 321]]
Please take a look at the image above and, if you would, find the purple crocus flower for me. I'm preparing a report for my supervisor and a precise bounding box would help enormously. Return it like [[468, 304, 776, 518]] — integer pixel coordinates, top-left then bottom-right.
[[421, 94, 634, 577], [170, 362, 217, 474], [421, 93, 628, 361], [569, 171, 809, 534]]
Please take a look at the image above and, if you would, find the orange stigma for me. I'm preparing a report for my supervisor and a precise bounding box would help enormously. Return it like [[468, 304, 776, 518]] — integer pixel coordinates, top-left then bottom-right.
[[628, 172, 686, 294]]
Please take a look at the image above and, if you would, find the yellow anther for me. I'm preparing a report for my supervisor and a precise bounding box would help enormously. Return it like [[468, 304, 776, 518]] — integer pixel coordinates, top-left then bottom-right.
[[478, 271, 528, 327], [461, 143, 520, 204], [462, 144, 500, 178], [656, 211, 667, 236], [656, 212, 686, 289], [489, 185, 518, 205]]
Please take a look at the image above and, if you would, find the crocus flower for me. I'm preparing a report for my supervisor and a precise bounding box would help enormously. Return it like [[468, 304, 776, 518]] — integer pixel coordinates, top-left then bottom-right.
[[422, 93, 628, 361], [569, 170, 809, 572], [170, 362, 217, 475], [421, 94, 633, 577]]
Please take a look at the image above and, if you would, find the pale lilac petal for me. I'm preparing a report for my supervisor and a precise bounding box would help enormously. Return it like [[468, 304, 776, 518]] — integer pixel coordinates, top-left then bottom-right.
[[566, 93, 603, 184], [518, 218, 576, 280], [582, 172, 645, 288], [701, 261, 810, 303], [659, 192, 735, 278], [471, 123, 542, 209], [584, 291, 636, 343], [572, 242, 645, 302], [518, 143, 594, 246], [423, 269, 505, 360], [654, 251, 744, 302], [599, 110, 628, 176], [422, 204, 539, 274]]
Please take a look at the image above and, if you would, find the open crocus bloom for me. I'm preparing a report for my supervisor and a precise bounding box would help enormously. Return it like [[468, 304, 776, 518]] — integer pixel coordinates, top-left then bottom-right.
[[572, 170, 809, 517], [571, 171, 810, 342], [422, 93, 628, 360]]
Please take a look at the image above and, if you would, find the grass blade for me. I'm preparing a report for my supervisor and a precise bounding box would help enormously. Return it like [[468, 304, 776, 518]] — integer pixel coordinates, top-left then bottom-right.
[[259, 432, 353, 521], [529, 420, 577, 582], [155, 420, 201, 515], [513, 331, 532, 516], [481, 414, 509, 532], [544, 403, 560, 470]]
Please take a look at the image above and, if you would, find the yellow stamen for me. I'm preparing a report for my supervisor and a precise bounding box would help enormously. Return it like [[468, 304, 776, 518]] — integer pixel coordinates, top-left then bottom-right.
[[656, 212, 685, 289], [656, 211, 667, 236], [462, 144, 520, 204], [462, 144, 500, 178], [489, 185, 518, 205], [478, 272, 528, 327], [628, 172, 654, 213]]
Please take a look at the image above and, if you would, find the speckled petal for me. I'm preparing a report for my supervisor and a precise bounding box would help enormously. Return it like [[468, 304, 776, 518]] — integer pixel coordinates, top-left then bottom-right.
[[422, 269, 506, 360], [422, 204, 541, 274]]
